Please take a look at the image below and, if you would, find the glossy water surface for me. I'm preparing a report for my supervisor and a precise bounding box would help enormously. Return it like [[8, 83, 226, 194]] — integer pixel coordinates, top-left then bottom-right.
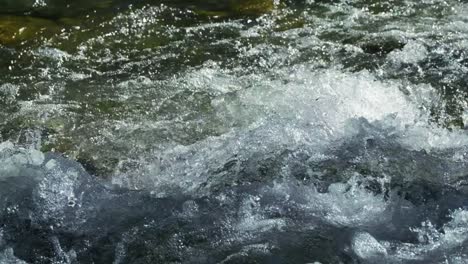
[[2, 0, 468, 263]]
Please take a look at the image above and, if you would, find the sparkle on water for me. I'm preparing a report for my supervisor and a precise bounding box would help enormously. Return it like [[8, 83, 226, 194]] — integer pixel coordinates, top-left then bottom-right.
[[1, 0, 468, 263]]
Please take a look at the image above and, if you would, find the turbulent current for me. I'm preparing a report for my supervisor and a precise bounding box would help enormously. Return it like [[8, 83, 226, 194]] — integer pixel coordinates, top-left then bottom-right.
[[2, 0, 468, 263]]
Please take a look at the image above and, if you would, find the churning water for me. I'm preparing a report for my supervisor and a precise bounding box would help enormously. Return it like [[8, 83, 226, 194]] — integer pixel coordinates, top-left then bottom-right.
[[2, 0, 468, 263]]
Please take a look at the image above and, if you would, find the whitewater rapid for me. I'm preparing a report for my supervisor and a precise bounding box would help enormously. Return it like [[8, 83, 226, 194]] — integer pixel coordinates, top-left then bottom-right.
[[2, 0, 468, 263]]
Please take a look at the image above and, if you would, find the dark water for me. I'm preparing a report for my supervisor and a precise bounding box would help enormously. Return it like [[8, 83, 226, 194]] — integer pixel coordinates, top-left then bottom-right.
[[2, 0, 468, 263]]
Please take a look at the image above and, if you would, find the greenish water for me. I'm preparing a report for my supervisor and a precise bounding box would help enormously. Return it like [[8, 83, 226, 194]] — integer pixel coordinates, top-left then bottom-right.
[[1, 0, 468, 263]]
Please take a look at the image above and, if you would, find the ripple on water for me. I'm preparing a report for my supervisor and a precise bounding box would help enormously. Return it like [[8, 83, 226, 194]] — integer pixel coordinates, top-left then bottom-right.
[[1, 0, 468, 263]]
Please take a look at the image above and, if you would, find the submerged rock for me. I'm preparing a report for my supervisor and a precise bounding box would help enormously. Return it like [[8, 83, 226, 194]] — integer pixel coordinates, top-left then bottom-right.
[[0, 0, 123, 17], [228, 0, 276, 15], [360, 36, 406, 56], [0, 0, 275, 18], [0, 15, 60, 46]]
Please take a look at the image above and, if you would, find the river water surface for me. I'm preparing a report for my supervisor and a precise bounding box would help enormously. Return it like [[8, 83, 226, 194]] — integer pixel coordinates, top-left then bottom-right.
[[2, 0, 468, 263]]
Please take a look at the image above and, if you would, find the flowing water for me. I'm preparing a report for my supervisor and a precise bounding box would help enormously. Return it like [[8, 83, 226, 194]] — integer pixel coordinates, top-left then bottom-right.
[[2, 0, 468, 263]]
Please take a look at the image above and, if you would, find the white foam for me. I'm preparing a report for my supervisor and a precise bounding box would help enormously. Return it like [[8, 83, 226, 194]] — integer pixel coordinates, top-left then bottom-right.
[[0, 248, 28, 264], [0, 142, 45, 178], [352, 232, 388, 260], [270, 174, 392, 227], [35, 161, 81, 222], [363, 209, 468, 262], [0, 83, 19, 103], [388, 40, 428, 64], [223, 67, 420, 133], [113, 64, 444, 192], [236, 195, 286, 233]]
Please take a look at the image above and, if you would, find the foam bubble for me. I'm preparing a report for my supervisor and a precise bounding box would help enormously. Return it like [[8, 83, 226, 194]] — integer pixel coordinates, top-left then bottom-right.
[[0, 142, 45, 178], [113, 65, 441, 193], [352, 232, 388, 260], [0, 248, 28, 264], [388, 40, 428, 64]]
